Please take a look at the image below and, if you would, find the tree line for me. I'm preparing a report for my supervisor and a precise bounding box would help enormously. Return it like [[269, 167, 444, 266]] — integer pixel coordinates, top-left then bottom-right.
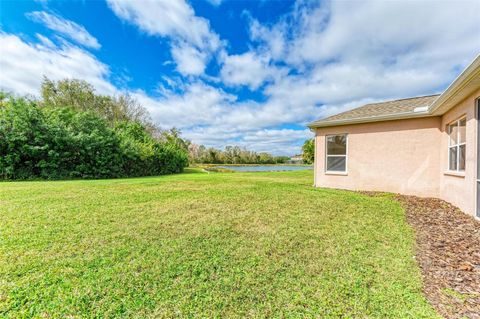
[[0, 78, 188, 180], [188, 144, 290, 164]]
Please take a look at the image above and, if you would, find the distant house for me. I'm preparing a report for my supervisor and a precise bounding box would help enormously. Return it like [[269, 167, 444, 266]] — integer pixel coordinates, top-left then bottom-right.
[[308, 55, 480, 218], [287, 154, 304, 164]]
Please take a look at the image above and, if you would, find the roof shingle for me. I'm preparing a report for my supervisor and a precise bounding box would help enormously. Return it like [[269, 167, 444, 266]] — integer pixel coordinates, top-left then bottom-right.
[[309, 94, 440, 127]]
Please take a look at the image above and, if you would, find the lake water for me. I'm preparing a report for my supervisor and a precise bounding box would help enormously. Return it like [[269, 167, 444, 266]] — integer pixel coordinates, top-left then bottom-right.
[[216, 165, 313, 172]]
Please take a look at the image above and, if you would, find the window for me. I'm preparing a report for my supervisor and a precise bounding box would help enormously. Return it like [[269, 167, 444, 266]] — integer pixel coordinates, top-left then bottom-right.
[[448, 117, 466, 171], [326, 134, 347, 172]]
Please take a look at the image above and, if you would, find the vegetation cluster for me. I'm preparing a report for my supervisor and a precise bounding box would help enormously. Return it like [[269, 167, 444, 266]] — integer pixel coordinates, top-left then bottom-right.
[[188, 143, 290, 165], [0, 79, 188, 179]]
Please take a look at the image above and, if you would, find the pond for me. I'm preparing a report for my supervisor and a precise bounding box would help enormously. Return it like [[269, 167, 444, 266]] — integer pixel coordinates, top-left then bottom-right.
[[215, 165, 313, 172]]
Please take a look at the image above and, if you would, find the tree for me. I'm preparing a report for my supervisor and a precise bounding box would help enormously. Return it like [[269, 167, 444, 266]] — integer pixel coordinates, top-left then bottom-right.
[[258, 152, 273, 164], [41, 78, 152, 127], [207, 147, 220, 163], [302, 138, 315, 164], [274, 156, 290, 164], [161, 127, 190, 152], [41, 77, 96, 111]]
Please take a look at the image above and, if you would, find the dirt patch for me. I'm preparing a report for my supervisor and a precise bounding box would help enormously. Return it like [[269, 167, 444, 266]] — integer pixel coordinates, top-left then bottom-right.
[[396, 195, 480, 319]]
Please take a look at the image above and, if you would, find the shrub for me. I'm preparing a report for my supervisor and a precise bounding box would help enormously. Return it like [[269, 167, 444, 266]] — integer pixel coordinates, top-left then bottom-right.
[[0, 95, 188, 180], [42, 107, 124, 179], [0, 96, 51, 179]]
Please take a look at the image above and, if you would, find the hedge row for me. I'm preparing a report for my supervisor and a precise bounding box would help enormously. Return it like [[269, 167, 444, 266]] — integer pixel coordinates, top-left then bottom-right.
[[0, 96, 188, 180]]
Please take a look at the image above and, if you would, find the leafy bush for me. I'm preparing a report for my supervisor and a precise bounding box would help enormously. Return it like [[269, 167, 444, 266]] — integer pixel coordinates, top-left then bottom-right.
[[0, 96, 50, 179], [0, 92, 188, 180], [42, 107, 124, 179], [115, 121, 188, 177]]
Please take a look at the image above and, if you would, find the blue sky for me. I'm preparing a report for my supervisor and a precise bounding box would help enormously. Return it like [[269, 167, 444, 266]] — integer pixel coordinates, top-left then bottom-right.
[[1, 0, 479, 155]]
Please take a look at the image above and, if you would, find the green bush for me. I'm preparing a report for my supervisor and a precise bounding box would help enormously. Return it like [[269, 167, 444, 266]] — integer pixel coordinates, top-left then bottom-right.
[[43, 107, 124, 179], [0, 95, 188, 180], [114, 121, 188, 177], [0, 96, 51, 179]]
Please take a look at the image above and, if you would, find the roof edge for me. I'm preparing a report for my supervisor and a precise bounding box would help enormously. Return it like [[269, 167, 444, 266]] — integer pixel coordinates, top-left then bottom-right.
[[307, 109, 431, 128]]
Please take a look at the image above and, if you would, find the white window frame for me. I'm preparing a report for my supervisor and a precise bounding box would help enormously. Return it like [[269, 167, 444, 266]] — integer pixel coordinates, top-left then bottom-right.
[[325, 134, 348, 174], [447, 116, 466, 172]]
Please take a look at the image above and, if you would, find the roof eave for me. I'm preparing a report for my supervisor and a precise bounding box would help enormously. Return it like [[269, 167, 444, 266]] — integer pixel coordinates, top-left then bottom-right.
[[307, 110, 431, 128]]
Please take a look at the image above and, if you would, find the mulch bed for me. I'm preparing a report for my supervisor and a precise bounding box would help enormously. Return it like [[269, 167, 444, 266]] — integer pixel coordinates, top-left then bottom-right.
[[396, 195, 480, 319]]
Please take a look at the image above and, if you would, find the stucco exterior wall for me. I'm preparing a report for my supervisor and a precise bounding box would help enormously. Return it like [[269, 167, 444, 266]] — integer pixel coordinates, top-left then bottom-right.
[[314, 117, 443, 198], [314, 89, 480, 217], [438, 89, 480, 215]]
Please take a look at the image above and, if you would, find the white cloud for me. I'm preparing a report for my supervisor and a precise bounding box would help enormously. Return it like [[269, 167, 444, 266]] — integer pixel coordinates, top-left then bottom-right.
[[107, 0, 219, 49], [220, 52, 285, 90], [248, 18, 287, 61], [35, 33, 55, 48], [286, 1, 479, 67], [265, 63, 444, 110], [132, 81, 236, 128], [0, 32, 114, 96], [171, 42, 208, 76], [26, 11, 100, 49]]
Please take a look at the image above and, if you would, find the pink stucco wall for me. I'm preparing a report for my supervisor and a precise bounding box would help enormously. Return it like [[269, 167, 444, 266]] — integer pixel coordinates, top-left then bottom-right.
[[438, 89, 480, 215], [314, 89, 480, 216], [314, 117, 443, 198]]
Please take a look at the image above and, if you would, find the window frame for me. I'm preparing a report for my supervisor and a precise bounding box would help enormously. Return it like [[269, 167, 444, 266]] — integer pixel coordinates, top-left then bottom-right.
[[325, 133, 348, 174], [447, 116, 466, 172]]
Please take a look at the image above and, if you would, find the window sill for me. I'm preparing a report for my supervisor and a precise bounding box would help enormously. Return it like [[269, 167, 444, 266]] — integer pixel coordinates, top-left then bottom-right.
[[444, 171, 465, 178], [325, 171, 348, 176]]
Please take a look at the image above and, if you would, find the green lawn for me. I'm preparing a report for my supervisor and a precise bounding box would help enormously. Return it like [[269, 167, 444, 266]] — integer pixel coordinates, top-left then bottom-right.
[[0, 169, 438, 318]]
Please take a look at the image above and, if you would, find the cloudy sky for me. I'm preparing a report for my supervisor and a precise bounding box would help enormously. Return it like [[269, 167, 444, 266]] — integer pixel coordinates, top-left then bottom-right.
[[1, 0, 479, 155]]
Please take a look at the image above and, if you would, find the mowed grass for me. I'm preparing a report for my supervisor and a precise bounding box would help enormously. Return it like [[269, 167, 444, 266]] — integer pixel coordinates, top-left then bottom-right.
[[0, 169, 439, 318]]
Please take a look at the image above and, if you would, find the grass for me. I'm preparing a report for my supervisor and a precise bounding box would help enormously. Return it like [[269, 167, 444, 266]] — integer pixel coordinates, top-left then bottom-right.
[[0, 169, 439, 318], [442, 287, 477, 303]]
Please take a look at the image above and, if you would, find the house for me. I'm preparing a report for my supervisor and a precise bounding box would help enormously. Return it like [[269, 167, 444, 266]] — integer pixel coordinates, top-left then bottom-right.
[[287, 154, 304, 164], [308, 55, 480, 218]]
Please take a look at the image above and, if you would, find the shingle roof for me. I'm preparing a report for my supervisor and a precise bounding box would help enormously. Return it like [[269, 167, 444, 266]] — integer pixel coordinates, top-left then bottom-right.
[[309, 94, 440, 127]]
